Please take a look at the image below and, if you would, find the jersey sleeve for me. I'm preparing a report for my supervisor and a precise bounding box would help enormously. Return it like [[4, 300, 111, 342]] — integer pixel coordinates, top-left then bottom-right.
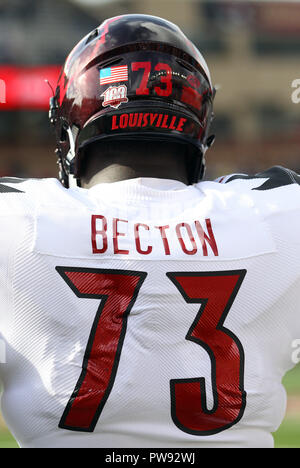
[[215, 166, 300, 335], [216, 166, 300, 231], [0, 178, 27, 253], [216, 165, 300, 190], [0, 177, 27, 193], [0, 178, 29, 339]]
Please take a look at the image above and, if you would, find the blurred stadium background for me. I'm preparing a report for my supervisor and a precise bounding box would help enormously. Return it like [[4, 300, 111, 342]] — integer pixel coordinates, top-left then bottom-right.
[[0, 0, 299, 448]]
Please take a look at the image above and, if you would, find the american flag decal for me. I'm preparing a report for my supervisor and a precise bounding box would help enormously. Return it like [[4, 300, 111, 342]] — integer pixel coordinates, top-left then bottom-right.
[[100, 66, 128, 85]]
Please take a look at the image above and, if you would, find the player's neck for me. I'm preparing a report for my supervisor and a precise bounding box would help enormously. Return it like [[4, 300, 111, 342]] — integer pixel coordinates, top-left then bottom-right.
[[81, 163, 188, 188], [80, 142, 189, 188]]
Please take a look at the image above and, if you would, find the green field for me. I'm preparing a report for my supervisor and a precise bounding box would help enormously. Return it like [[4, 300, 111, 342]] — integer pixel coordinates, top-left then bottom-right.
[[273, 364, 300, 448], [1, 364, 299, 448]]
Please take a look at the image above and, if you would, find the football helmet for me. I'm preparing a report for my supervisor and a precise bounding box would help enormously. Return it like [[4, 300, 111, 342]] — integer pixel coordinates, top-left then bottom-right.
[[49, 14, 216, 187]]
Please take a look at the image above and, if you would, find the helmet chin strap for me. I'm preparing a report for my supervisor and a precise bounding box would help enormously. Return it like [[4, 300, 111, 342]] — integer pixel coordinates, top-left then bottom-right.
[[66, 126, 80, 188], [68, 173, 79, 188]]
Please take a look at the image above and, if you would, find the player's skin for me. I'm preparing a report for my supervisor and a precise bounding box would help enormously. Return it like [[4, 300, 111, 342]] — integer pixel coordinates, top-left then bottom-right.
[[80, 140, 189, 188]]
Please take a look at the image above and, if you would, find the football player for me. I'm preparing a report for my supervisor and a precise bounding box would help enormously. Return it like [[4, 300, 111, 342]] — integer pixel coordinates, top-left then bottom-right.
[[0, 14, 299, 448]]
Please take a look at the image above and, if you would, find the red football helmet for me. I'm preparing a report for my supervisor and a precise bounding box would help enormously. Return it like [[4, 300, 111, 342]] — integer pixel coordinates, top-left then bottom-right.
[[50, 14, 216, 187]]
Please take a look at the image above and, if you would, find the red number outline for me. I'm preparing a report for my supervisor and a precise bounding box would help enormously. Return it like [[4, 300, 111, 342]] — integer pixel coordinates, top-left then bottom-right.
[[167, 270, 247, 436], [56, 267, 147, 432]]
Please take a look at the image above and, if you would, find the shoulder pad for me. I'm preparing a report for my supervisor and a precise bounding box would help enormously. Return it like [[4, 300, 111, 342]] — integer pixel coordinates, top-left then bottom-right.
[[224, 166, 300, 191]]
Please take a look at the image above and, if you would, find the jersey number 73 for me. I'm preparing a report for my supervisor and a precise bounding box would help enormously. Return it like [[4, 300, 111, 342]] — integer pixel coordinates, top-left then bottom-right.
[[56, 267, 247, 435]]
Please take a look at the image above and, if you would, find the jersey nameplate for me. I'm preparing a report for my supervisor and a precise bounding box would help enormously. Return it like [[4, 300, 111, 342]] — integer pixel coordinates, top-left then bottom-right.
[[33, 208, 276, 261]]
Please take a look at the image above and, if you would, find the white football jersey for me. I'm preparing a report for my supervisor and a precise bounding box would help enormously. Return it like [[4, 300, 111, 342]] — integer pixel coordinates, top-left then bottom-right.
[[0, 166, 299, 448]]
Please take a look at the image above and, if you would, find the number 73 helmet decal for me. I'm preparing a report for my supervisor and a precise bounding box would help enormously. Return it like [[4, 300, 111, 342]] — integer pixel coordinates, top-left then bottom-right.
[[49, 14, 216, 187]]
